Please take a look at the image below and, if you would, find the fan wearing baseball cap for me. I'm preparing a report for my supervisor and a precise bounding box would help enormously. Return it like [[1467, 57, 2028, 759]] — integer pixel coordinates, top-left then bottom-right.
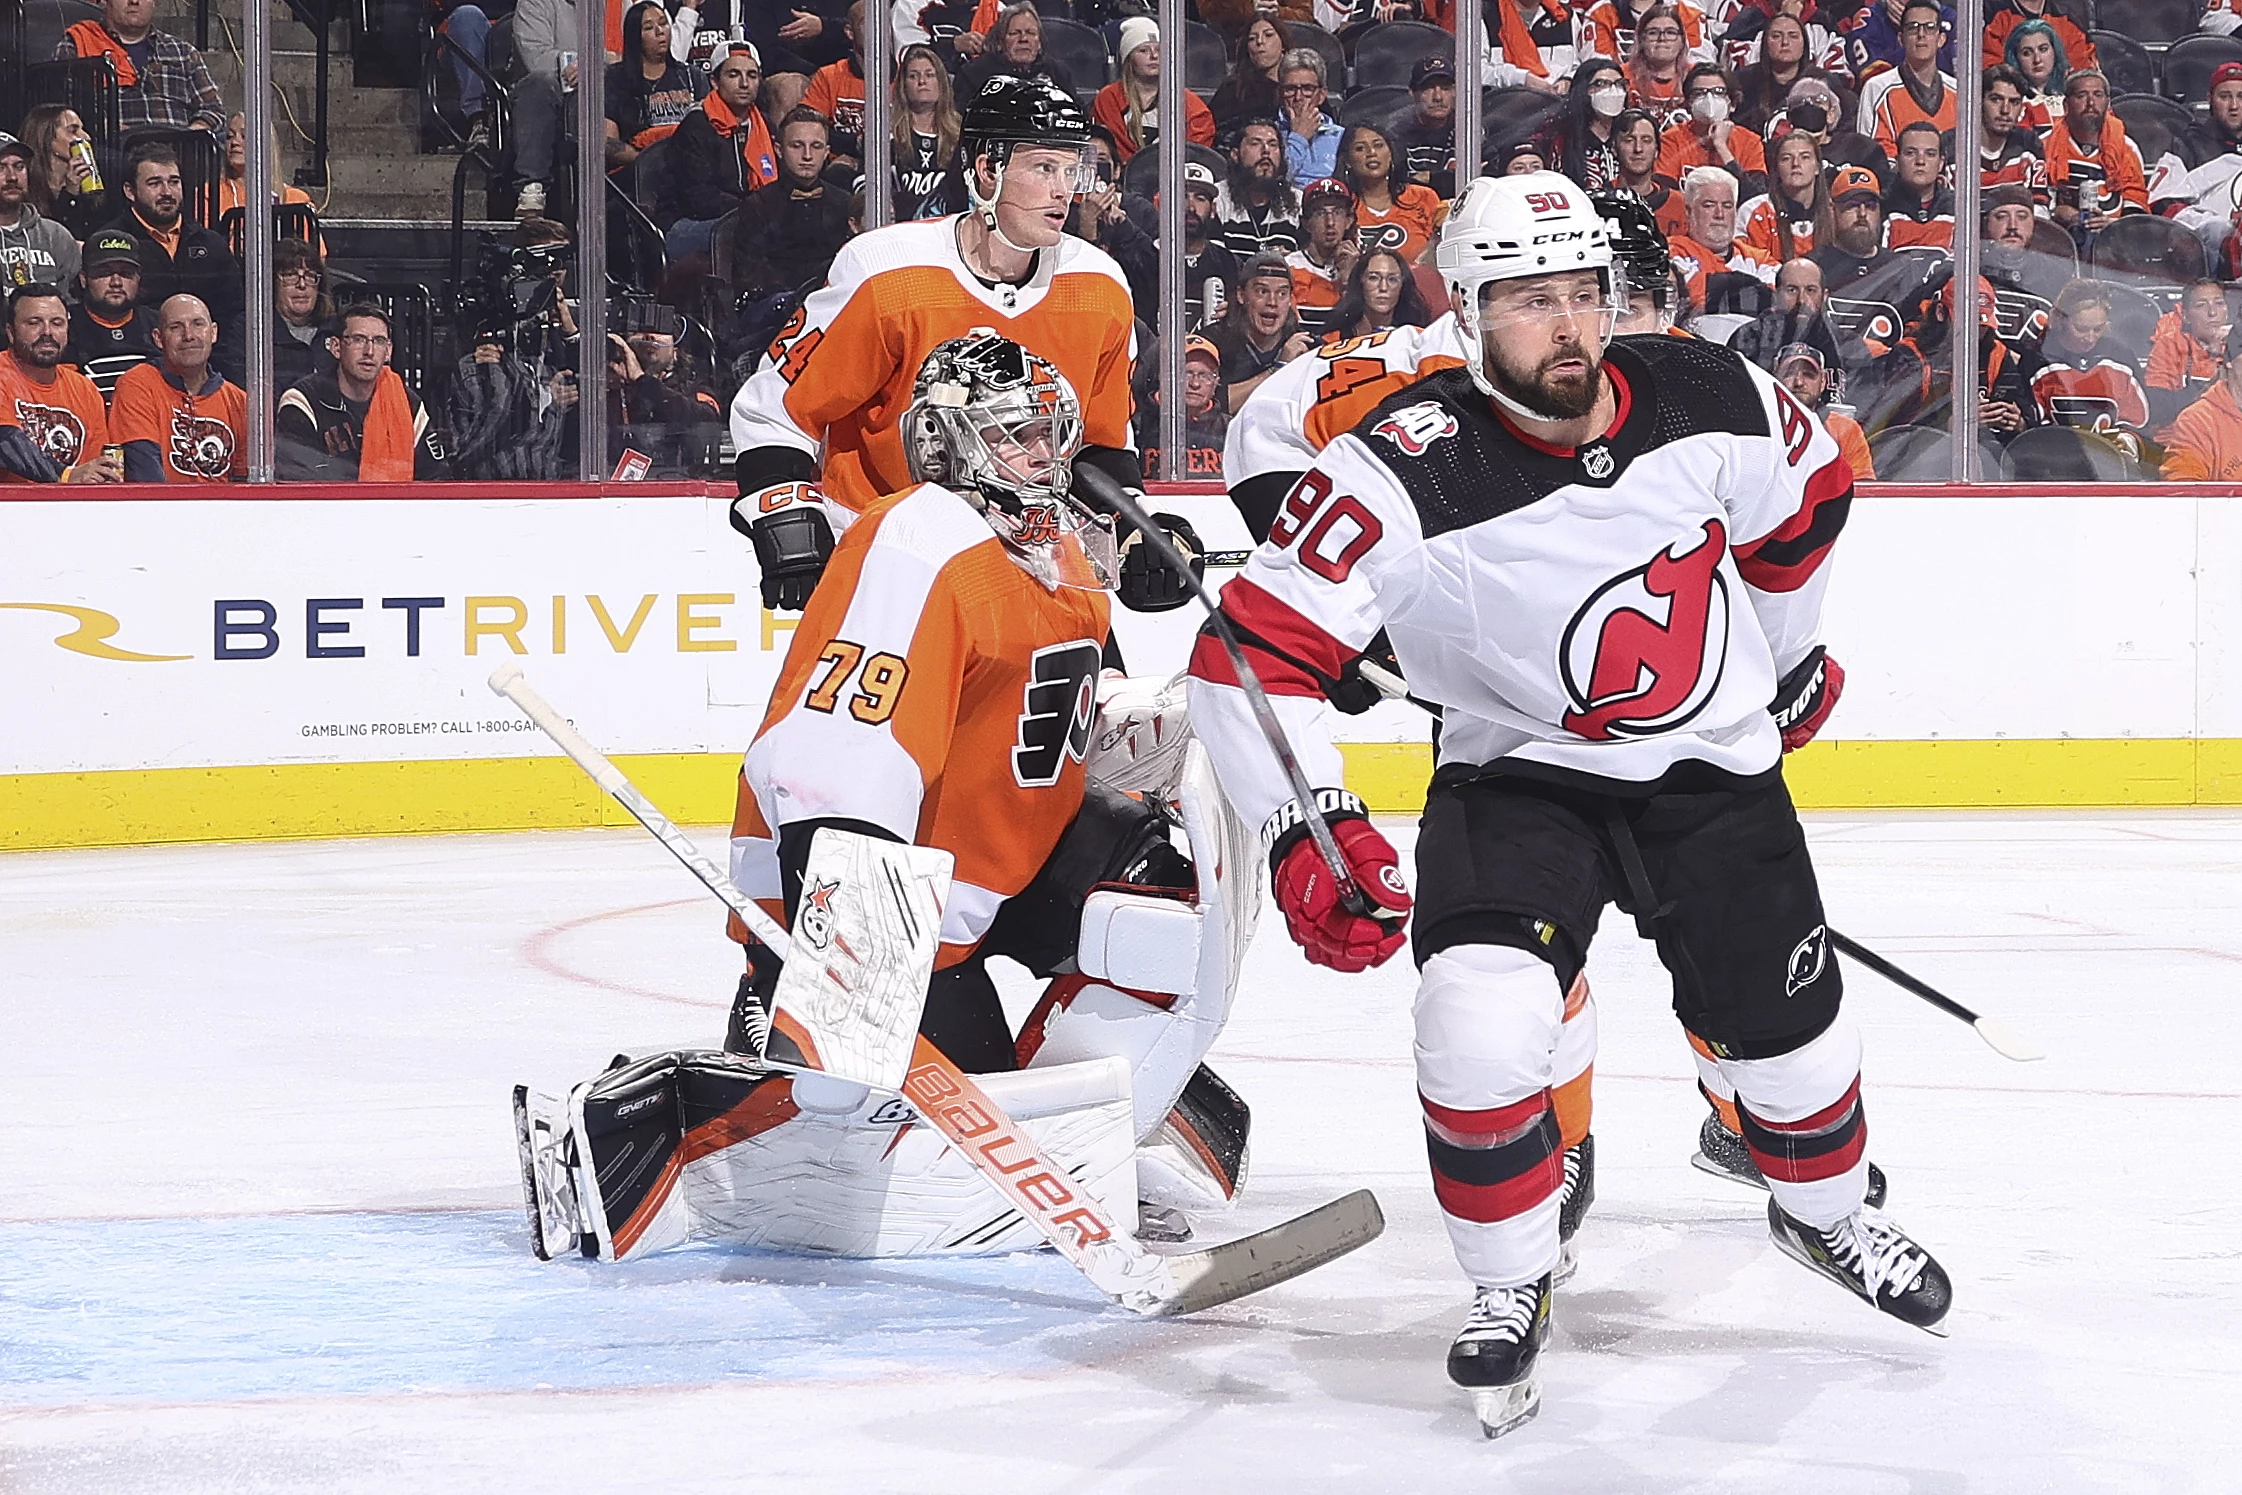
[[1285, 177, 1355, 335], [1178, 161, 1240, 328], [1809, 165, 1897, 292], [2182, 60, 2242, 167], [1775, 343, 1874, 482], [65, 229, 159, 398], [1138, 334, 1229, 479], [0, 133, 81, 289]]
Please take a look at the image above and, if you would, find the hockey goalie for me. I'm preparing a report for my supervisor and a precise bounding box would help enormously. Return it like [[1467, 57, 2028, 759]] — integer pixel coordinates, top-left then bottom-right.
[[516, 332, 1261, 1266]]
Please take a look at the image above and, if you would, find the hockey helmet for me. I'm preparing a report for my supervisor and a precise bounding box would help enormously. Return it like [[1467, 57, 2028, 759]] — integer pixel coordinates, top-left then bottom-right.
[[1436, 172, 1621, 400], [1589, 188, 1678, 319], [902, 330, 1112, 586], [960, 77, 1097, 217]]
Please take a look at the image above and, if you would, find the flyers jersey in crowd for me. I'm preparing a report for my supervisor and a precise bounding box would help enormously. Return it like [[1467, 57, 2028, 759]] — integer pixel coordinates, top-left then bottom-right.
[[729, 217, 1137, 522], [0, 351, 109, 482], [729, 481, 1111, 968], [1190, 336, 1852, 829], [108, 362, 247, 482]]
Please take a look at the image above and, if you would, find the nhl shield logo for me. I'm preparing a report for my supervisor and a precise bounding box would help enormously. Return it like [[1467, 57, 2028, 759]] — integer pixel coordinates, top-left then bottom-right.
[[1579, 443, 1615, 480], [1785, 924, 1830, 997]]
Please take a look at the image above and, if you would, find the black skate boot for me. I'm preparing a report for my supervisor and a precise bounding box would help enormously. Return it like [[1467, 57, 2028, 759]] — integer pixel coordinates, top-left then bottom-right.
[[1448, 1273, 1552, 1439], [1554, 1135, 1595, 1285], [1767, 1200, 1951, 1334], [1693, 1112, 1887, 1208], [722, 948, 780, 1057]]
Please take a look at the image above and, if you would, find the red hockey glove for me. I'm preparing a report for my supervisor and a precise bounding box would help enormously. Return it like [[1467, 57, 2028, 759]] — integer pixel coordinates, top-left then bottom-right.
[[1773, 646, 1844, 752], [1266, 791, 1412, 972]]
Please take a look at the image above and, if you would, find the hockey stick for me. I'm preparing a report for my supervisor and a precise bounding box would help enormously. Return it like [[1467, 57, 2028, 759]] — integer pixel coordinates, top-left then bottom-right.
[[1075, 466, 1398, 923], [1350, 660, 2047, 1064], [488, 662, 1383, 1314]]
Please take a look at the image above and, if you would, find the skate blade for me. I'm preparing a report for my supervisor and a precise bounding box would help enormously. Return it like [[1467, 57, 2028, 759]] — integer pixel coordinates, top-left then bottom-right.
[[1690, 1149, 1769, 1193], [513, 1085, 582, 1262], [1551, 1235, 1579, 1287], [1767, 1221, 1950, 1338], [1470, 1380, 1541, 1440]]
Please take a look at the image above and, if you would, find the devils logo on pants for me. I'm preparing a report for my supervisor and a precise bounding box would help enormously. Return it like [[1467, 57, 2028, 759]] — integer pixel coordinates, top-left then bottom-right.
[[1558, 519, 1730, 740]]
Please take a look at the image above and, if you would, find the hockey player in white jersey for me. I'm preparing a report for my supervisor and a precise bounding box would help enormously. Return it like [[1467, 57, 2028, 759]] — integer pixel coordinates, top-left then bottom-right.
[[1186, 173, 1952, 1437], [516, 335, 1260, 1268]]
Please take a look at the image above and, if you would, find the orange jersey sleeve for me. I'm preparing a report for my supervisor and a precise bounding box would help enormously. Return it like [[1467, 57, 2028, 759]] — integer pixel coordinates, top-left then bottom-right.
[[729, 220, 1138, 517], [732, 483, 1111, 965]]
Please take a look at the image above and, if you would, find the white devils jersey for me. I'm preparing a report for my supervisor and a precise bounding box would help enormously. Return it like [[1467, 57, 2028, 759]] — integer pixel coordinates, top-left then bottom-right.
[[1223, 312, 1472, 490], [1188, 337, 1854, 830]]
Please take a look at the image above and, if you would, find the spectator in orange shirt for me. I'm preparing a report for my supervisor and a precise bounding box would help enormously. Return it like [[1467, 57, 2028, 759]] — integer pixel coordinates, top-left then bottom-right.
[[1611, 109, 1687, 240], [1338, 121, 1445, 265], [106, 293, 246, 482], [2146, 279, 2231, 438], [1094, 17, 1215, 163], [0, 284, 119, 483], [2162, 323, 2242, 480], [1776, 342, 1875, 481], [1882, 121, 1955, 249], [1860, 0, 1956, 160], [801, 2, 868, 174], [1739, 128, 1826, 263], [1285, 177, 1356, 336], [1626, 6, 1693, 124], [1666, 165, 1774, 312], [1656, 64, 1768, 195], [2045, 69, 2146, 231], [1981, 0, 2094, 75]]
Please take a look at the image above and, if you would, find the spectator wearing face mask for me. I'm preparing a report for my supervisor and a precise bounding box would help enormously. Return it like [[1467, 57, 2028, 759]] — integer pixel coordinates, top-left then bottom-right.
[[1554, 58, 1632, 190], [1731, 11, 1831, 135], [1769, 78, 1889, 186], [1657, 63, 1767, 196]]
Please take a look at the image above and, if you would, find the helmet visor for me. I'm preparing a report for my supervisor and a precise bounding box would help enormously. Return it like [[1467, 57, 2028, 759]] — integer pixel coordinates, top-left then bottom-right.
[[1472, 273, 1624, 342], [995, 141, 1101, 198]]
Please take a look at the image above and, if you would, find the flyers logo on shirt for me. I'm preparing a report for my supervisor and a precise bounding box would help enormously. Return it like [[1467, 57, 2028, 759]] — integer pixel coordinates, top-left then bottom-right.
[[11, 399, 86, 465], [1558, 519, 1730, 741], [169, 408, 237, 480], [1355, 222, 1410, 254]]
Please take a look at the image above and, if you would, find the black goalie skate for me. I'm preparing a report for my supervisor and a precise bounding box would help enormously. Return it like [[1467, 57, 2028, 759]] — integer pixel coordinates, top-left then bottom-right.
[[1693, 1112, 1887, 1209], [1449, 1273, 1552, 1439], [1767, 1200, 1952, 1334], [1553, 1135, 1594, 1286]]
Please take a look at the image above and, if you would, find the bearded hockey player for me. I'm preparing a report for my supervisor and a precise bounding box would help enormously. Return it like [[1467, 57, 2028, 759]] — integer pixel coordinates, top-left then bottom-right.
[[1187, 173, 1951, 1439], [516, 333, 1257, 1267], [728, 77, 1151, 613]]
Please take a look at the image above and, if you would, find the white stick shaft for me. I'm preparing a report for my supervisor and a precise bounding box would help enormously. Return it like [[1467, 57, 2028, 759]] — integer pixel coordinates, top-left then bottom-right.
[[487, 663, 793, 956]]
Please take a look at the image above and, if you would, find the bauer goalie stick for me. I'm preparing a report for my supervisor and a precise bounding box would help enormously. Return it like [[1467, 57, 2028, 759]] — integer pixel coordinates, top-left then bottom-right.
[[488, 662, 1384, 1315], [1348, 658, 2047, 1064], [1075, 466, 1401, 925]]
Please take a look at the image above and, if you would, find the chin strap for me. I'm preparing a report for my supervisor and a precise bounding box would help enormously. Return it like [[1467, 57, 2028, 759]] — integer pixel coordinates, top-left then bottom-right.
[[966, 160, 1052, 259], [1482, 377, 1564, 425]]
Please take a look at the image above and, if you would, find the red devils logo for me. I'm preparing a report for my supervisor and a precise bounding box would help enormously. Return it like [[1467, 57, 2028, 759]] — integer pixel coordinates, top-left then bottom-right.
[[1372, 401, 1457, 456], [1558, 519, 1730, 740]]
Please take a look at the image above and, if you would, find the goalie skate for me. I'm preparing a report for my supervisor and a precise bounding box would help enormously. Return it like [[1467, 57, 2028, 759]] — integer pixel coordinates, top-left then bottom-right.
[[1449, 1274, 1551, 1440], [513, 1084, 587, 1261], [1693, 1113, 1888, 1208], [1767, 1200, 1952, 1335]]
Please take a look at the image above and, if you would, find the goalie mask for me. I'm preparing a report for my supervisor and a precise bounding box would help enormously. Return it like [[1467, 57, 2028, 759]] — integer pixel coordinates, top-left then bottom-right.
[[903, 331, 1115, 589], [1436, 172, 1623, 418]]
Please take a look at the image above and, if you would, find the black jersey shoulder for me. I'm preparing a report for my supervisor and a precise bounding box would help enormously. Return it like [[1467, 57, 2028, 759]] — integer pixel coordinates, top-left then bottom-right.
[[1335, 341, 1771, 541]]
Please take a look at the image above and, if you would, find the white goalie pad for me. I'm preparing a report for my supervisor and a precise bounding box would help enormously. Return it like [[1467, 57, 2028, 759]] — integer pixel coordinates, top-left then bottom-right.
[[767, 827, 953, 1092], [1087, 671, 1196, 801], [1028, 742, 1262, 1145], [1077, 889, 1202, 994], [690, 1055, 1136, 1258]]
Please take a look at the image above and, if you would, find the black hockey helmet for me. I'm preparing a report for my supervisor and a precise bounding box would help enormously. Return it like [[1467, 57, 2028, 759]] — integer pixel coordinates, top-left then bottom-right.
[[1590, 189, 1676, 309], [960, 75, 1093, 172]]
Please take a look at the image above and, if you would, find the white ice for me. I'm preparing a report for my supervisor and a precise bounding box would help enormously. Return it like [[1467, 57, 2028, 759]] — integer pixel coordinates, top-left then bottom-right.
[[6, 812, 2241, 1493]]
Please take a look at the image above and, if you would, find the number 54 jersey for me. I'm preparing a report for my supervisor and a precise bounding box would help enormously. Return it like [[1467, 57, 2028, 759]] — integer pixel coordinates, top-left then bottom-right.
[[1190, 336, 1856, 830], [730, 482, 1111, 968]]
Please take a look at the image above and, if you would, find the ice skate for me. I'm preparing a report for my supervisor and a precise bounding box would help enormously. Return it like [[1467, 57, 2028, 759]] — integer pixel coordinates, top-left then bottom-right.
[[1693, 1113, 1887, 1208], [1767, 1200, 1951, 1334], [1553, 1135, 1594, 1285], [513, 1084, 586, 1261], [1448, 1274, 1552, 1439]]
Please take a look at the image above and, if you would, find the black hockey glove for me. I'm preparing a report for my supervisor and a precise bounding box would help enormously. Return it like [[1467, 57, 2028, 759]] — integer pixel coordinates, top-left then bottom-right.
[[1115, 511, 1204, 613], [1327, 630, 1403, 716], [732, 483, 835, 612]]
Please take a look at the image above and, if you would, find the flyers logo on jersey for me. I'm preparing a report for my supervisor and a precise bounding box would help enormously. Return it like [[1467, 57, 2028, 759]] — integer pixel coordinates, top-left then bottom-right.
[[1558, 519, 1731, 741], [1372, 402, 1458, 456], [1013, 640, 1101, 787], [11, 399, 86, 465], [168, 408, 237, 480]]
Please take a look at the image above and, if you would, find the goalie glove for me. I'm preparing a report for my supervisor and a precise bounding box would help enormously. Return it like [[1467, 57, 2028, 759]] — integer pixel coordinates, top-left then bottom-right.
[[1264, 791, 1411, 972], [732, 481, 835, 612], [1772, 645, 1844, 752], [1115, 509, 1205, 613]]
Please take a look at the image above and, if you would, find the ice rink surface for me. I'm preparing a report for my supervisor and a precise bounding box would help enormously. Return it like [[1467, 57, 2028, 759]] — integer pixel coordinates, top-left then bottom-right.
[[6, 810, 2241, 1494]]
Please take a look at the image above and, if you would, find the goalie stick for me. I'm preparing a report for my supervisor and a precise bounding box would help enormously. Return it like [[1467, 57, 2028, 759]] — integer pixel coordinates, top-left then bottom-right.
[[1348, 658, 2046, 1064], [488, 662, 1384, 1315]]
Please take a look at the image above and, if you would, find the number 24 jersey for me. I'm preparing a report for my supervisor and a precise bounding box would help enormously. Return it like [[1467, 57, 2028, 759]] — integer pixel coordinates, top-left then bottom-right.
[[729, 482, 1111, 968]]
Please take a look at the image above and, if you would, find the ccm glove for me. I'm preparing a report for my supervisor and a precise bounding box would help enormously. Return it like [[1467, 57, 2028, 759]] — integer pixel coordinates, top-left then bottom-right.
[[732, 482, 835, 612], [1265, 790, 1412, 972], [1115, 510, 1205, 612], [1772, 645, 1844, 752]]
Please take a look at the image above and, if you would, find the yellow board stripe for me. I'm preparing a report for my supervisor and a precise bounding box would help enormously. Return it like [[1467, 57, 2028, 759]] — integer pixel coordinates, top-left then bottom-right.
[[5, 739, 2242, 851]]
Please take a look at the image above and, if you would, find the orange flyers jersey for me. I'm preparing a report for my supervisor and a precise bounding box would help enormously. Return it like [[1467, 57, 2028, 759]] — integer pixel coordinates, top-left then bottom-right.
[[1223, 312, 1472, 488], [728, 482, 1112, 968], [0, 353, 109, 482], [108, 363, 247, 483], [728, 217, 1138, 523]]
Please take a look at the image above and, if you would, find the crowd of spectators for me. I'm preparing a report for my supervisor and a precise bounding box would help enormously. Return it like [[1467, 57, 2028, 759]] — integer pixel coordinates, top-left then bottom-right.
[[19, 0, 2242, 483]]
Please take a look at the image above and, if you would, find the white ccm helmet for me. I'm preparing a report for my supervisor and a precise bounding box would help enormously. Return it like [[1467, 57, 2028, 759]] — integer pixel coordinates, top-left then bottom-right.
[[1435, 171, 1619, 406]]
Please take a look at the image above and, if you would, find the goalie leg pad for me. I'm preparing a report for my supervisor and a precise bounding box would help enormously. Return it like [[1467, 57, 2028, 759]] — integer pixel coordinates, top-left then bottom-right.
[[1137, 1063, 1251, 1214]]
